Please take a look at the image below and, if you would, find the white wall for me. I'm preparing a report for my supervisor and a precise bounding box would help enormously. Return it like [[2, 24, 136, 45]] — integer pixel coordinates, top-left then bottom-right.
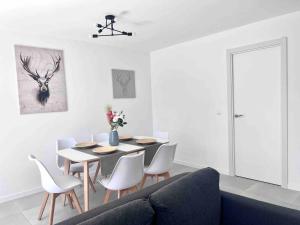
[[151, 11, 300, 190], [0, 32, 152, 202]]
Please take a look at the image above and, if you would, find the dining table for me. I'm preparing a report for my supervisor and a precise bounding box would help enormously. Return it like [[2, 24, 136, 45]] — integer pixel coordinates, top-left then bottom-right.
[[57, 136, 169, 212]]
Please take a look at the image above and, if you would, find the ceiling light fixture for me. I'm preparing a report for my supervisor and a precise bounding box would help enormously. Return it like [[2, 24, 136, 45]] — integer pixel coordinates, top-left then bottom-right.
[[92, 15, 132, 38]]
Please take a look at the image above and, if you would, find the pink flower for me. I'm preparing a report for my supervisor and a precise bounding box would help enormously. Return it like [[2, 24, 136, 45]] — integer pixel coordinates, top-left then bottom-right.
[[106, 111, 113, 123]]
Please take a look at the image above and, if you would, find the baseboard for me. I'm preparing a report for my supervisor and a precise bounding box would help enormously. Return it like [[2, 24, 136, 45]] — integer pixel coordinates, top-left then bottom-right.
[[174, 159, 206, 169], [0, 186, 44, 204], [0, 167, 100, 204]]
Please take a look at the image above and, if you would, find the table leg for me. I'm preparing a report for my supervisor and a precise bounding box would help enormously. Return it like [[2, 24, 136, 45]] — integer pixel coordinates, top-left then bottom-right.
[[93, 161, 101, 184], [83, 161, 90, 212], [63, 159, 71, 207], [64, 159, 70, 175]]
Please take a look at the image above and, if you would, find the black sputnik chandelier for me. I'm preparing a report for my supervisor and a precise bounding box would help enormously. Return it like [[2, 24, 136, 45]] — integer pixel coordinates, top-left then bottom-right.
[[92, 15, 132, 38]]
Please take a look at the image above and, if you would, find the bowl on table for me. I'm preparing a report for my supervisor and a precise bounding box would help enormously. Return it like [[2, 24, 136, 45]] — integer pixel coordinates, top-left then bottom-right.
[[136, 138, 157, 145], [119, 135, 133, 141], [92, 146, 117, 154], [75, 142, 98, 149]]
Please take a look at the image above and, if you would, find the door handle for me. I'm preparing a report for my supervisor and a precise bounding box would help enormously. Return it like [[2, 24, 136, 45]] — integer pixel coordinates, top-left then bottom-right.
[[234, 114, 244, 118]]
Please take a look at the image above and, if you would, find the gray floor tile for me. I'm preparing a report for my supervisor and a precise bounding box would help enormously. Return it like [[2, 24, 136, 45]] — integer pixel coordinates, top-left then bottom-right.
[[245, 182, 300, 204], [22, 200, 78, 225], [170, 163, 197, 175], [220, 175, 257, 194], [14, 192, 45, 211], [0, 201, 21, 219], [0, 213, 31, 225], [291, 194, 300, 208]]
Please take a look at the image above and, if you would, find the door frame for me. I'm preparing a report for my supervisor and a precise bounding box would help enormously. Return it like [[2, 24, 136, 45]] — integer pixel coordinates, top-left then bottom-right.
[[227, 37, 288, 188]]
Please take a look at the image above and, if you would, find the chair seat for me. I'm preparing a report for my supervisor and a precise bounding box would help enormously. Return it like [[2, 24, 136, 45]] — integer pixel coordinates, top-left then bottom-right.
[[98, 177, 110, 189], [144, 167, 168, 175], [53, 175, 82, 193], [59, 162, 93, 173], [98, 175, 139, 191]]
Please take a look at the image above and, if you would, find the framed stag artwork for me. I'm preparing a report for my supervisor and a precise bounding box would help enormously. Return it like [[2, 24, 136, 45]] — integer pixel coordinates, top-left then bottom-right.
[[112, 69, 136, 98], [14, 45, 68, 114]]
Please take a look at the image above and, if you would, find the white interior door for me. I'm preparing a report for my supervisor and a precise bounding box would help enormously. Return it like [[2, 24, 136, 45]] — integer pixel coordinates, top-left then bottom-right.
[[233, 46, 282, 185]]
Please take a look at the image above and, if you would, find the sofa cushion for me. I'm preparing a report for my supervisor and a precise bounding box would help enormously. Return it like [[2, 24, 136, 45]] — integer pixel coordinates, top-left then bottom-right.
[[77, 199, 154, 225], [150, 168, 221, 225]]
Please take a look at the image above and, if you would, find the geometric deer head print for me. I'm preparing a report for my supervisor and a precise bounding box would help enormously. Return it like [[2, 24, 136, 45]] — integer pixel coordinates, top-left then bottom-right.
[[112, 69, 136, 98]]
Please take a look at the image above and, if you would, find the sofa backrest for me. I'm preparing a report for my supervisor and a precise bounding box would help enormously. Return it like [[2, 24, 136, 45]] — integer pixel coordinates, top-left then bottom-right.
[[56, 172, 189, 225], [150, 167, 221, 225], [221, 191, 300, 225]]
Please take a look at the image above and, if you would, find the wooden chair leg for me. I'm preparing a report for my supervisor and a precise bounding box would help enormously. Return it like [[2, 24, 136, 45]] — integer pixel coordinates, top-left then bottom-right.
[[38, 192, 49, 220], [48, 193, 57, 225], [156, 175, 159, 183], [129, 186, 138, 193], [77, 172, 81, 179], [164, 172, 171, 179], [88, 176, 96, 193], [103, 189, 112, 204], [140, 174, 148, 189], [118, 190, 127, 198], [66, 194, 74, 209], [70, 190, 82, 214], [93, 161, 101, 184], [63, 194, 67, 206]]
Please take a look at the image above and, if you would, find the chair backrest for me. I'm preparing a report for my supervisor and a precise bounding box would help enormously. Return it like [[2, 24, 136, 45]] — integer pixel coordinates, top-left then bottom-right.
[[147, 143, 177, 174], [56, 137, 77, 168], [28, 154, 62, 193], [92, 133, 109, 143], [108, 152, 144, 190], [153, 131, 169, 139]]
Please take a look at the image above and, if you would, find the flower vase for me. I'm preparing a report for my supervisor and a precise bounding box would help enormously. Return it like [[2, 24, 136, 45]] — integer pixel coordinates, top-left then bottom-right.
[[109, 130, 119, 146]]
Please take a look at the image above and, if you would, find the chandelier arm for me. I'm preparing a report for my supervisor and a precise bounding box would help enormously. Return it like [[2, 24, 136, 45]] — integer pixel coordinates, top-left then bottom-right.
[[101, 22, 113, 30], [111, 21, 113, 35], [97, 33, 128, 37], [104, 27, 124, 34]]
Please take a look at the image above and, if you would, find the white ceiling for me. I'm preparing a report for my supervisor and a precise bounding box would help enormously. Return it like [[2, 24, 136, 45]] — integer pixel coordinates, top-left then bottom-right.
[[0, 0, 300, 52]]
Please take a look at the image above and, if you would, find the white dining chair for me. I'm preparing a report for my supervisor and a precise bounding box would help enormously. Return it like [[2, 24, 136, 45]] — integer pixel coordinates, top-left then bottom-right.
[[98, 152, 144, 204], [91, 132, 109, 183], [56, 138, 96, 194], [28, 154, 82, 225], [141, 143, 177, 188], [153, 131, 169, 139]]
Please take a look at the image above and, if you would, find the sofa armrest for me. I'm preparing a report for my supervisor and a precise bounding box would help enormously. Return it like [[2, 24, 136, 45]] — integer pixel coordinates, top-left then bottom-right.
[[221, 191, 300, 225]]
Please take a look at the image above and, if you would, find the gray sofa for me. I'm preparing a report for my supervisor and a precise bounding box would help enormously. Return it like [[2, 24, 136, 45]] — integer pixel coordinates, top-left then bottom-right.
[[56, 168, 300, 225]]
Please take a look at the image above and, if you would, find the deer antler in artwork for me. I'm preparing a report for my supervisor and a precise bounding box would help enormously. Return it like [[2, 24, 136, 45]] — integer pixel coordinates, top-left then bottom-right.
[[19, 55, 41, 81], [19, 54, 61, 105]]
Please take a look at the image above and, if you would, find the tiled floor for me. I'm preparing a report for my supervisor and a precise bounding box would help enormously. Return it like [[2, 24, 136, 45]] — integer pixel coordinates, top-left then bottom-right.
[[1, 163, 300, 225]]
